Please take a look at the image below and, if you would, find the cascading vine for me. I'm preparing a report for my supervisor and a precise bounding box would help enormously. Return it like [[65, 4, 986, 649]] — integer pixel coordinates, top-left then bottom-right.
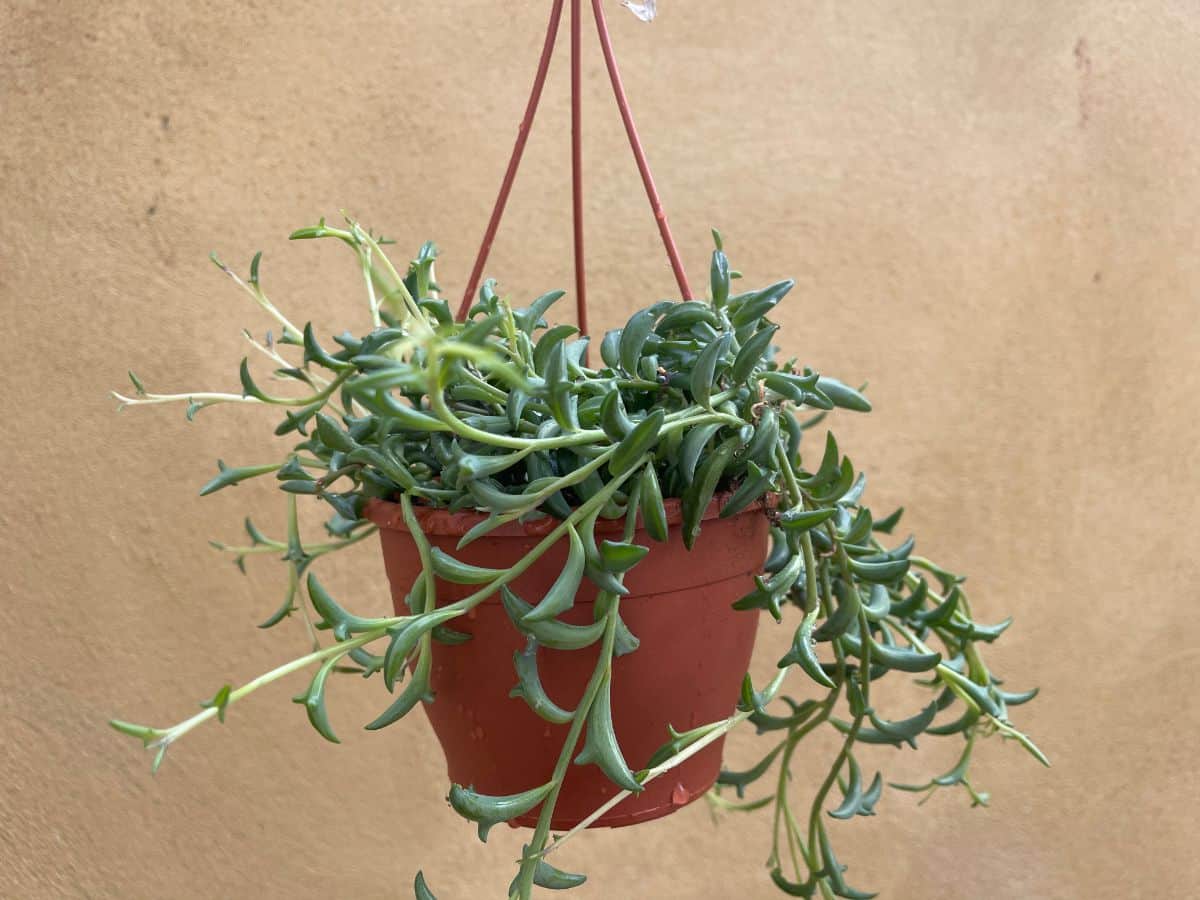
[[111, 220, 1046, 900]]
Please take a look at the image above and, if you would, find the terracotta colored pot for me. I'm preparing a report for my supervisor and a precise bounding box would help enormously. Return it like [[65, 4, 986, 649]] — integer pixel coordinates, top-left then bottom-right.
[[365, 494, 768, 829]]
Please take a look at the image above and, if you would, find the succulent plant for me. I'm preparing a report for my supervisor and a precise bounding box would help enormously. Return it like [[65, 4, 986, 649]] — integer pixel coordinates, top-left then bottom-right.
[[111, 219, 1046, 899]]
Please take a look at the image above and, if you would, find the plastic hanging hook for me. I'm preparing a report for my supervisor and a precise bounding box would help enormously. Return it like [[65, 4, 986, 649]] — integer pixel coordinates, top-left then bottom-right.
[[621, 1, 656, 22]]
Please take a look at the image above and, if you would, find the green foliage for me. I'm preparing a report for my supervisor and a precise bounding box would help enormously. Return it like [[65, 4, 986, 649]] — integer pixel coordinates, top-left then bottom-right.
[[448, 781, 555, 842], [413, 871, 436, 900], [510, 638, 576, 724], [109, 220, 1045, 899], [573, 668, 643, 793], [199, 684, 233, 723]]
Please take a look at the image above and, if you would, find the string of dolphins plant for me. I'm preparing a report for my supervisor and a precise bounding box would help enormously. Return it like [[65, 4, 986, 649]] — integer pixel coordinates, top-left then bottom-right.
[[110, 217, 1047, 900]]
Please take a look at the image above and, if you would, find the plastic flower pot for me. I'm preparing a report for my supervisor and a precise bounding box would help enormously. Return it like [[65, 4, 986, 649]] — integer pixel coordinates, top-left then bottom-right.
[[365, 495, 768, 829]]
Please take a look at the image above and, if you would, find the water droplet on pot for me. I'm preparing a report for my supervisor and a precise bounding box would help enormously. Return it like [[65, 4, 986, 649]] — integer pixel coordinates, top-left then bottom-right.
[[456, 704, 464, 714], [543, 727, 552, 738], [671, 783, 689, 807], [466, 608, 478, 620], [473, 725, 485, 740]]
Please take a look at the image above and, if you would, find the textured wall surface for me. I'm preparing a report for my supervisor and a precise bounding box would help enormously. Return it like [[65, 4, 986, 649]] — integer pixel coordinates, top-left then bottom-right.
[[3, 2, 1197, 898]]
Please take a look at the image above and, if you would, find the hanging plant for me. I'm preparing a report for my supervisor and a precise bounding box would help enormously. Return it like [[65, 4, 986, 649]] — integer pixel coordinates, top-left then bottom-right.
[[109, 3, 1046, 897], [110, 220, 1046, 899]]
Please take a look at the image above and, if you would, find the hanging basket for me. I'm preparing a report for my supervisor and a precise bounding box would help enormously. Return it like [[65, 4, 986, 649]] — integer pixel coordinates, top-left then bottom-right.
[[367, 495, 769, 828]]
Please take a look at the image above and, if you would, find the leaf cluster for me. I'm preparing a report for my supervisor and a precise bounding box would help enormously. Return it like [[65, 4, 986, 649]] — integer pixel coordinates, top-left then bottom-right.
[[109, 220, 1045, 900]]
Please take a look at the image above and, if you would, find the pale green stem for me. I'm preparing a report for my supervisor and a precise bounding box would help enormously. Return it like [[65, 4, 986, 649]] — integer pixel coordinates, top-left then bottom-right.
[[541, 668, 788, 862], [511, 597, 623, 900], [283, 494, 321, 651], [770, 687, 837, 875], [118, 369, 351, 412], [212, 258, 304, 342], [240, 330, 332, 391], [886, 619, 1048, 766], [148, 630, 383, 751], [112, 391, 258, 408], [352, 224, 427, 328], [213, 525, 378, 558], [360, 243, 383, 328]]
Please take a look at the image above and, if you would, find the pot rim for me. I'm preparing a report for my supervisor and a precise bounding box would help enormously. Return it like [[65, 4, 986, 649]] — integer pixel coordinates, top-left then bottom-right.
[[365, 491, 777, 537]]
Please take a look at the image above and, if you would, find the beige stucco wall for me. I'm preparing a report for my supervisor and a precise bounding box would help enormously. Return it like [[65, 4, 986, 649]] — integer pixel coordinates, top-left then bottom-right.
[[2, 2, 1197, 897]]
